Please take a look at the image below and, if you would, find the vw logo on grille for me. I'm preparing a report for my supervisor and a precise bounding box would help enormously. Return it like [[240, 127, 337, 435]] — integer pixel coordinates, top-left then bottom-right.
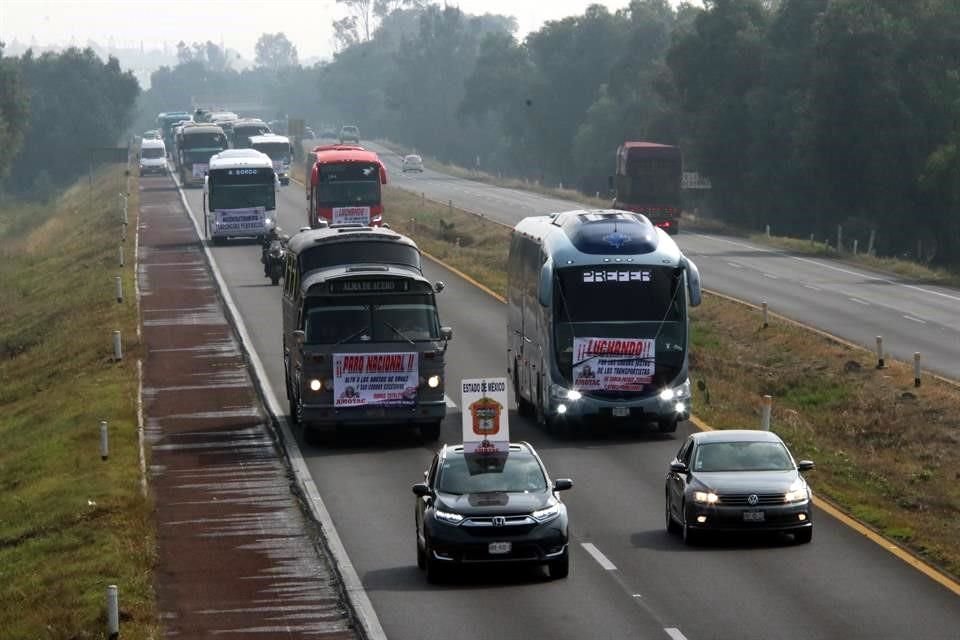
[[492, 516, 506, 527], [747, 494, 759, 506]]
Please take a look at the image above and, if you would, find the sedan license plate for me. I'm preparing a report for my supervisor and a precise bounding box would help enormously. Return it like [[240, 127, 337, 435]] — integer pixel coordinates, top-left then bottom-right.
[[488, 542, 512, 555], [612, 407, 630, 417], [743, 510, 765, 522]]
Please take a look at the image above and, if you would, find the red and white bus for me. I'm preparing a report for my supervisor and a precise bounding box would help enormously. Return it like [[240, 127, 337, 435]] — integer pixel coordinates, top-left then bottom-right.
[[307, 145, 389, 228]]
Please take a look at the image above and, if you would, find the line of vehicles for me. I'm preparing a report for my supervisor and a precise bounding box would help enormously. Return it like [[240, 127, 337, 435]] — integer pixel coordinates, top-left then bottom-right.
[[143, 113, 815, 582]]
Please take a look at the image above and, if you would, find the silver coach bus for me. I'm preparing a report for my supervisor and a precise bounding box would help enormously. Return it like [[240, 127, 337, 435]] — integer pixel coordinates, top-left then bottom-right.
[[507, 210, 701, 434], [282, 226, 452, 442]]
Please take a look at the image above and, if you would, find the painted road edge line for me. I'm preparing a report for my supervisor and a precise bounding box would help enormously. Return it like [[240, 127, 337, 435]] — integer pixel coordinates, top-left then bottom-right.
[[172, 175, 388, 640], [689, 415, 960, 597], [664, 628, 689, 640], [581, 542, 617, 571]]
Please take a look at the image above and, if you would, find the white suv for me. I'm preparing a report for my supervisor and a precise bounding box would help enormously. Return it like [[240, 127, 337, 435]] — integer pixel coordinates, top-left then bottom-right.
[[402, 154, 424, 173]]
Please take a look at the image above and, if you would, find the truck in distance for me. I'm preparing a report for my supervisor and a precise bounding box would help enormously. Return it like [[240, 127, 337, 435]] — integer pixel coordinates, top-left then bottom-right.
[[612, 142, 683, 235]]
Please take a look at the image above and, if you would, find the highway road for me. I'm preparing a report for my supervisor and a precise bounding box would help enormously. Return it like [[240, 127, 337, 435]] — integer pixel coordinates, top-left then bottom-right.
[[166, 171, 960, 640], [369, 142, 960, 382]]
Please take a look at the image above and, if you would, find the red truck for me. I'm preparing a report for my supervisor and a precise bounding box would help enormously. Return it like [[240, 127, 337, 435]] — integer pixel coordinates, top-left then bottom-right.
[[612, 142, 683, 235], [306, 144, 388, 228]]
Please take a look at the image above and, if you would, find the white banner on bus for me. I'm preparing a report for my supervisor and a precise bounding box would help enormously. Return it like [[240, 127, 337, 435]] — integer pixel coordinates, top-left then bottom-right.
[[192, 163, 209, 179], [461, 377, 509, 453], [572, 337, 656, 392], [333, 352, 418, 407], [332, 206, 371, 226], [213, 207, 266, 233]]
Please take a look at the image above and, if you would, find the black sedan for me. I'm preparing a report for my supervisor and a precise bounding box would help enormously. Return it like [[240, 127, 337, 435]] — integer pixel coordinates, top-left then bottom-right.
[[665, 430, 815, 544], [413, 442, 573, 583]]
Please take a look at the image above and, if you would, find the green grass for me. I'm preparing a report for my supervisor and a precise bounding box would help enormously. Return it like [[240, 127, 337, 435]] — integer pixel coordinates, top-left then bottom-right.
[[390, 189, 960, 580], [0, 168, 157, 638]]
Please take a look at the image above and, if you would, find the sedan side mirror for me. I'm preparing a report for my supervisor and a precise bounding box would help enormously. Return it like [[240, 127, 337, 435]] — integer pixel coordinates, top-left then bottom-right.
[[552, 478, 573, 491], [669, 461, 688, 474], [440, 326, 453, 341], [412, 483, 432, 497], [797, 460, 815, 472]]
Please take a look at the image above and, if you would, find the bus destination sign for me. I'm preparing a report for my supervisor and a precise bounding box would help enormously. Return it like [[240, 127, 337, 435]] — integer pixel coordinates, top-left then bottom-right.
[[330, 279, 409, 294]]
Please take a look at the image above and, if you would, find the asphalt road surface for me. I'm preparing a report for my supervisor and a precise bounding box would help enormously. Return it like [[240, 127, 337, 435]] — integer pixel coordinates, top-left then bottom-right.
[[171, 171, 960, 640], [372, 142, 960, 382]]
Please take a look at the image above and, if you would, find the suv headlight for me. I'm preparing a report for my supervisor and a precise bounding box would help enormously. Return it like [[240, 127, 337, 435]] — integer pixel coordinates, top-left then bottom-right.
[[434, 509, 463, 525], [532, 503, 561, 522]]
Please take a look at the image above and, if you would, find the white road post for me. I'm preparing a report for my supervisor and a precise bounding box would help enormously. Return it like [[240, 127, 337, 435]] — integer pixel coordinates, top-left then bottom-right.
[[760, 395, 773, 431], [809, 233, 815, 246], [448, 199, 453, 216], [837, 225, 843, 253], [765, 224, 770, 238], [100, 420, 109, 461], [118, 245, 124, 267], [114, 276, 123, 303], [112, 330, 122, 361], [106, 584, 119, 638], [853, 239, 858, 255], [761, 301, 769, 328], [868, 229, 876, 255], [875, 336, 885, 369], [914, 352, 921, 387]]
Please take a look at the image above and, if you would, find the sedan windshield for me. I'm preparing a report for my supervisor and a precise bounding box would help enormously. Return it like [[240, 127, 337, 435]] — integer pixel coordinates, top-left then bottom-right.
[[438, 453, 547, 494], [693, 441, 795, 472]]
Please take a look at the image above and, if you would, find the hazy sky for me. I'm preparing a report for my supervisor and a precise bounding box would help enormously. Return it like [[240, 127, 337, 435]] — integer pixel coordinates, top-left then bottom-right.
[[1, 0, 686, 62]]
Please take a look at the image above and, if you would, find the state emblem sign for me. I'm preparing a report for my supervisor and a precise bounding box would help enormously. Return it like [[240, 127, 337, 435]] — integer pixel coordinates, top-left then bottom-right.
[[461, 377, 509, 453]]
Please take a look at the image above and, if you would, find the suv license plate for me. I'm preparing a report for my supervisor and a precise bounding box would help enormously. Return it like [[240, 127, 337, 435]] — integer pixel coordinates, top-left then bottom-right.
[[743, 511, 765, 522], [612, 407, 630, 417], [489, 542, 512, 555]]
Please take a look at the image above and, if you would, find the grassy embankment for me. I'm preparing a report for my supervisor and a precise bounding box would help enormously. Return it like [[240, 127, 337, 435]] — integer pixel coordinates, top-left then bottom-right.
[[0, 168, 156, 637], [375, 140, 960, 287], [383, 185, 960, 580]]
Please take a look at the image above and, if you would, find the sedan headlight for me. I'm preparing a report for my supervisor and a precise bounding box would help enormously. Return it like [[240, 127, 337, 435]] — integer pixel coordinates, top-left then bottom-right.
[[784, 479, 808, 503], [434, 509, 463, 525], [532, 503, 561, 522], [694, 491, 719, 504]]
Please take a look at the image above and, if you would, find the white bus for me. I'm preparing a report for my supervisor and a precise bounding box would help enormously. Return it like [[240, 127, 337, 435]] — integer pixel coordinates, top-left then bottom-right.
[[250, 133, 295, 185], [507, 210, 701, 434], [203, 150, 279, 244]]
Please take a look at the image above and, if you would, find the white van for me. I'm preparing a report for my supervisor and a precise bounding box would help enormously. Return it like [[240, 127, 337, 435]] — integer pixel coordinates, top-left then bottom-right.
[[139, 138, 167, 176]]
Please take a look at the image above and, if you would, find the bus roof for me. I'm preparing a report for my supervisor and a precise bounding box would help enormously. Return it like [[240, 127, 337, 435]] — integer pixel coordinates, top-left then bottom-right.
[[514, 209, 682, 266], [180, 124, 226, 136], [311, 146, 380, 164], [287, 225, 416, 256], [249, 133, 290, 145], [209, 150, 272, 170], [620, 141, 675, 150], [300, 264, 431, 295], [141, 138, 165, 149]]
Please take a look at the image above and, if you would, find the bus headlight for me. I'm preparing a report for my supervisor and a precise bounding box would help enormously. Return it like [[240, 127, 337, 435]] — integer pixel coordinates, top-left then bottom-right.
[[659, 388, 676, 401], [674, 401, 687, 414], [427, 375, 440, 388], [323, 378, 335, 391], [556, 404, 567, 415], [309, 379, 322, 392], [566, 389, 582, 401]]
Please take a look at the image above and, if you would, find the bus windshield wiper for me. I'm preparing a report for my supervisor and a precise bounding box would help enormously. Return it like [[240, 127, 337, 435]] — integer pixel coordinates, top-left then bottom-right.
[[334, 326, 370, 345], [382, 321, 415, 345]]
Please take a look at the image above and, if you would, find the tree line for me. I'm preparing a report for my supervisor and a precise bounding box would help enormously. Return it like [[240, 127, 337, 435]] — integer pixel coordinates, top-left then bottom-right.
[[0, 45, 140, 199], [138, 0, 958, 267]]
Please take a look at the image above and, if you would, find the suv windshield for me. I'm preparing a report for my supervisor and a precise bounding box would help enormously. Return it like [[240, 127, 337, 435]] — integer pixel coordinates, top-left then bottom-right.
[[438, 452, 547, 494]]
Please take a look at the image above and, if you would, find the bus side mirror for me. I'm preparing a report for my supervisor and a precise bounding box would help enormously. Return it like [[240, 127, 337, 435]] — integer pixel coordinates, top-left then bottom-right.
[[441, 326, 453, 341], [434, 281, 445, 293], [682, 256, 702, 307], [538, 262, 552, 307], [293, 330, 305, 346]]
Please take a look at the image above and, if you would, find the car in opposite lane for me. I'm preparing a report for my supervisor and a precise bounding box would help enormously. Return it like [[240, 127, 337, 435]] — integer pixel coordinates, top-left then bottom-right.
[[339, 125, 360, 144], [665, 429, 814, 545], [402, 154, 424, 173], [413, 442, 573, 583]]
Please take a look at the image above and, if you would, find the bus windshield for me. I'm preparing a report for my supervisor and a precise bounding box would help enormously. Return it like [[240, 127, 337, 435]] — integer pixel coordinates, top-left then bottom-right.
[[253, 142, 291, 161], [553, 266, 687, 386], [303, 294, 440, 344], [209, 169, 276, 210], [317, 162, 381, 207]]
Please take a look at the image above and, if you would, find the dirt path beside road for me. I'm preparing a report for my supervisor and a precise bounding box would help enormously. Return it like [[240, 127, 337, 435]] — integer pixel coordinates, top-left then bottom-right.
[[138, 176, 356, 639]]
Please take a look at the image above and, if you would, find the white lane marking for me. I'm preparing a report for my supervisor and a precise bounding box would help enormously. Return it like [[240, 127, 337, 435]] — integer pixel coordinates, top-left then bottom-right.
[[580, 542, 617, 571], [804, 284, 822, 291], [762, 272, 778, 279], [726, 262, 742, 269], [445, 395, 457, 409], [904, 315, 927, 324], [664, 628, 689, 640], [849, 297, 870, 306], [694, 233, 960, 303]]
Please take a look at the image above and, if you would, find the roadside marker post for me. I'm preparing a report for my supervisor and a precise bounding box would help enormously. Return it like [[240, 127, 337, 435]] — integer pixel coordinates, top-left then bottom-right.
[[914, 353, 922, 387], [100, 421, 109, 461], [112, 330, 123, 361], [106, 584, 119, 638], [115, 276, 123, 303], [762, 301, 769, 328], [118, 244, 124, 267], [760, 395, 772, 430], [875, 336, 885, 369]]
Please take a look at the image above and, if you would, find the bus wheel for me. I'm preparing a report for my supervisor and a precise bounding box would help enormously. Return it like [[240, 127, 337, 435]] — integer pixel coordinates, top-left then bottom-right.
[[419, 421, 442, 442], [658, 418, 678, 433]]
